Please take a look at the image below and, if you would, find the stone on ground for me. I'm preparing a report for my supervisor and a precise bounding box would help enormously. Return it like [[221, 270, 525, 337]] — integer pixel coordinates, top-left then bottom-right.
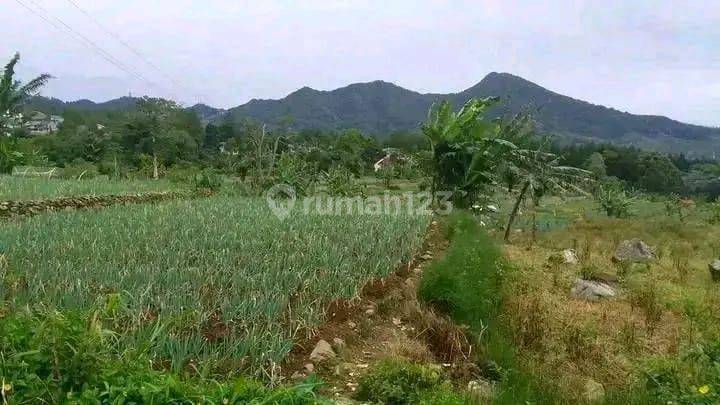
[[583, 378, 605, 403], [563, 249, 579, 264], [709, 259, 720, 281], [571, 279, 616, 301], [310, 339, 336, 362], [613, 239, 656, 263]]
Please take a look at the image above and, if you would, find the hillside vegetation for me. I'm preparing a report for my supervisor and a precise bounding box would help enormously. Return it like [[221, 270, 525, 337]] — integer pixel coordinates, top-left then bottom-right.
[[27, 73, 720, 156]]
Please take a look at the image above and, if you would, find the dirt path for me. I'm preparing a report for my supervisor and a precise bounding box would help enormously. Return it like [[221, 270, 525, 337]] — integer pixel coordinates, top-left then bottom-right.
[[282, 219, 479, 401]]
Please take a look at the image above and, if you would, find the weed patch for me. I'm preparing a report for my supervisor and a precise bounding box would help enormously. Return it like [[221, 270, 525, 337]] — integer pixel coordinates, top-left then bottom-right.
[[355, 360, 465, 405]]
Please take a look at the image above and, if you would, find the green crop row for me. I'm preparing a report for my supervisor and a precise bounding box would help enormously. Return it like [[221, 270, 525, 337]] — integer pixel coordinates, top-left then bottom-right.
[[1, 196, 429, 375]]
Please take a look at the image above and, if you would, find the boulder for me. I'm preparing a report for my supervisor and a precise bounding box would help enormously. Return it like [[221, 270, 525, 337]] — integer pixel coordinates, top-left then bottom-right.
[[467, 379, 494, 402], [563, 249, 579, 264], [613, 239, 656, 263], [583, 378, 605, 403], [571, 279, 616, 301], [309, 339, 336, 362], [709, 259, 720, 282]]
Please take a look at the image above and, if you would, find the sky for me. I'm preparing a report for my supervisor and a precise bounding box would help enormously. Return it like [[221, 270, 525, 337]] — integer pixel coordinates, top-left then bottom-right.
[[3, 0, 719, 126]]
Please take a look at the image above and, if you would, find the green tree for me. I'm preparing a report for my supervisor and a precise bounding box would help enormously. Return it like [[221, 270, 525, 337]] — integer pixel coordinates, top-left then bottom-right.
[[503, 144, 592, 241], [421, 97, 511, 208], [637, 152, 683, 193], [496, 114, 592, 241], [123, 97, 197, 178], [584, 152, 607, 179], [0, 52, 52, 137]]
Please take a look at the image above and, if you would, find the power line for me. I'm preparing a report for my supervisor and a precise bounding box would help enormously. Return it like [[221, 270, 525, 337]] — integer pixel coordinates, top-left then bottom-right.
[[14, 0, 178, 99], [62, 0, 197, 98]]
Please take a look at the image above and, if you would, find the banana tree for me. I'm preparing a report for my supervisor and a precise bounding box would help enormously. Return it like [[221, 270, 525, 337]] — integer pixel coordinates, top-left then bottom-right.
[[421, 97, 516, 208], [0, 53, 52, 131]]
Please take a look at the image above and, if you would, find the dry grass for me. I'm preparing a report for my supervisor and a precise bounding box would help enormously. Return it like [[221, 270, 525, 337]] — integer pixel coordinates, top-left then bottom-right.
[[500, 200, 720, 399]]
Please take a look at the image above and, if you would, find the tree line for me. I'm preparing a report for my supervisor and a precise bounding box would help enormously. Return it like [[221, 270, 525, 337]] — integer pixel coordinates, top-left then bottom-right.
[[2, 52, 718, 201]]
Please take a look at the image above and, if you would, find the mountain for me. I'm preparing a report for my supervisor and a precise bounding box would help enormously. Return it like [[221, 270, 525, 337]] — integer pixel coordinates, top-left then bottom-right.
[[26, 96, 141, 114], [26, 73, 720, 156], [219, 73, 720, 157], [189, 103, 226, 123], [26, 97, 224, 124]]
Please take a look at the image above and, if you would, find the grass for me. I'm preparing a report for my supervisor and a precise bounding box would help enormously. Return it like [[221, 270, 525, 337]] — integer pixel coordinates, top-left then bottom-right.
[[500, 194, 720, 402], [356, 359, 466, 404], [0, 175, 186, 201], [0, 309, 329, 404], [1, 196, 429, 375], [419, 211, 559, 404]]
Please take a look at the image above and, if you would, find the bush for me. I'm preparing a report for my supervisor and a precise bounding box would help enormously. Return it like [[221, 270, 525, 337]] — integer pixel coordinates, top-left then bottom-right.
[[61, 159, 99, 180], [419, 211, 559, 404], [274, 153, 318, 197], [322, 166, 359, 196], [596, 182, 635, 218], [609, 341, 720, 404], [193, 168, 222, 192], [420, 212, 504, 333], [355, 360, 464, 405], [165, 163, 202, 184]]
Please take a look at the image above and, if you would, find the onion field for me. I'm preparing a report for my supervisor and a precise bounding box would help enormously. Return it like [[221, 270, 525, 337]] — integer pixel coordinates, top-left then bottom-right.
[[1, 196, 429, 374], [0, 175, 185, 201]]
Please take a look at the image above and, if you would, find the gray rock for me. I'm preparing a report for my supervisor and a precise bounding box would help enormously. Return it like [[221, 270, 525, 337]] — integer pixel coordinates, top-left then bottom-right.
[[709, 259, 720, 282], [613, 239, 656, 263], [309, 339, 335, 362], [563, 249, 579, 264], [583, 378, 605, 403], [467, 379, 494, 402], [571, 279, 616, 301]]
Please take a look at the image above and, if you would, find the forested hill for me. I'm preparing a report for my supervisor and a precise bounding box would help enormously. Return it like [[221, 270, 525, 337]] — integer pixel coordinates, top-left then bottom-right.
[[27, 72, 720, 156], [25, 96, 225, 123], [220, 72, 720, 156]]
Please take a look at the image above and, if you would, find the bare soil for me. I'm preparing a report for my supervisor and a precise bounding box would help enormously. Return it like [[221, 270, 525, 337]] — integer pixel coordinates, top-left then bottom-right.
[[282, 219, 479, 400]]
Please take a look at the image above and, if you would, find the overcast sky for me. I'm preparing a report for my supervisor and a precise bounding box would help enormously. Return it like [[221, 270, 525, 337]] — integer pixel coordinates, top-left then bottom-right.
[[3, 1, 719, 126]]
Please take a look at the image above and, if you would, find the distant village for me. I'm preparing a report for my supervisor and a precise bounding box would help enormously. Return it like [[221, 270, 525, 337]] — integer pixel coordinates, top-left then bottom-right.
[[22, 111, 64, 135]]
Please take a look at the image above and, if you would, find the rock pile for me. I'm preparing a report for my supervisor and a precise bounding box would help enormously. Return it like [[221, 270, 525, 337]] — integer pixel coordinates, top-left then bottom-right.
[[0, 191, 187, 218]]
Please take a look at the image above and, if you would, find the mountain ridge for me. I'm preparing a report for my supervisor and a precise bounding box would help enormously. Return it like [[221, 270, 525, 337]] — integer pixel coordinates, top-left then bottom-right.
[[27, 73, 720, 156]]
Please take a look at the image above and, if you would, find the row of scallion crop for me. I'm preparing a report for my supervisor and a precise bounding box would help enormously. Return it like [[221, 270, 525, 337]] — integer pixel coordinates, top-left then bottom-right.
[[1, 196, 429, 375], [0, 175, 185, 201]]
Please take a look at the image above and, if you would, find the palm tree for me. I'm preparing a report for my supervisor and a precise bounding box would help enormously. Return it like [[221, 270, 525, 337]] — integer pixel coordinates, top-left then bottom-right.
[[502, 138, 593, 242], [0, 52, 53, 132]]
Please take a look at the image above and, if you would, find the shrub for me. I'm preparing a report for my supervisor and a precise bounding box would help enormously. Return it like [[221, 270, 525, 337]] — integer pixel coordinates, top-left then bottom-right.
[[165, 163, 202, 184], [419, 212, 504, 333], [355, 360, 464, 405], [628, 342, 720, 404], [322, 166, 359, 196], [274, 153, 318, 197], [61, 159, 99, 180], [193, 168, 222, 192], [596, 182, 635, 218], [419, 211, 559, 404], [708, 198, 720, 225]]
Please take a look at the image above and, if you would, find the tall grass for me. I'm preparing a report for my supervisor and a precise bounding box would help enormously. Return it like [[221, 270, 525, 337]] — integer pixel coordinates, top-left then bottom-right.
[[419, 211, 558, 403], [1, 196, 429, 374], [0, 176, 185, 200]]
